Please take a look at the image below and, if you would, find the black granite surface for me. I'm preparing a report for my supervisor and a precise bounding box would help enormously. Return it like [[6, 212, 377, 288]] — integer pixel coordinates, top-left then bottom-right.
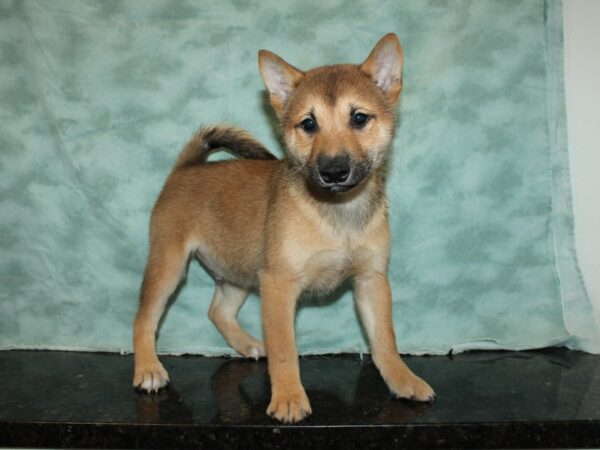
[[1, 349, 599, 449]]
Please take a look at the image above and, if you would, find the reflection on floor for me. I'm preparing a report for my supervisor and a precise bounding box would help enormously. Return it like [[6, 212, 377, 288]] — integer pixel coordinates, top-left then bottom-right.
[[1, 349, 600, 448]]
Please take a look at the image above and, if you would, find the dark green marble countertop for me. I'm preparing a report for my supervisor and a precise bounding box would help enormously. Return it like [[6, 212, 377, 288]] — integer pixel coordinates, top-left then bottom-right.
[[1, 349, 599, 448]]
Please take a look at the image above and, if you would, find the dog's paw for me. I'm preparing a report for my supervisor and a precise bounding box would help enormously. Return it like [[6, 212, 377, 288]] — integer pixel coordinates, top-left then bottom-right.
[[389, 373, 435, 403], [240, 341, 266, 360], [133, 361, 170, 393], [267, 387, 312, 423]]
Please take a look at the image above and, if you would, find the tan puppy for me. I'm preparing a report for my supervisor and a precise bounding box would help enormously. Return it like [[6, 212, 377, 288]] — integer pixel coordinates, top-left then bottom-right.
[[133, 33, 435, 423]]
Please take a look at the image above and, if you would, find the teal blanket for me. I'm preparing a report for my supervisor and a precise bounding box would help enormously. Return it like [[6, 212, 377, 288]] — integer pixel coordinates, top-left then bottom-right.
[[1, 0, 598, 354]]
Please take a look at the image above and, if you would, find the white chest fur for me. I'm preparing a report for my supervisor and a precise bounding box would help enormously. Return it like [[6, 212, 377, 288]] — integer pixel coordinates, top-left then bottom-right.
[[276, 182, 390, 293], [281, 232, 387, 294], [299, 248, 353, 293]]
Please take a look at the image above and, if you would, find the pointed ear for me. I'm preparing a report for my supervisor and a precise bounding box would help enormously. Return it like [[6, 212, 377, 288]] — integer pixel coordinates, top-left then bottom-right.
[[258, 50, 304, 117], [360, 33, 404, 105]]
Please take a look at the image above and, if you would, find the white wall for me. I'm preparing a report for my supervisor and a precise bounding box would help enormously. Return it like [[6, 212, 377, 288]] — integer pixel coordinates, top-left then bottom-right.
[[563, 0, 600, 315]]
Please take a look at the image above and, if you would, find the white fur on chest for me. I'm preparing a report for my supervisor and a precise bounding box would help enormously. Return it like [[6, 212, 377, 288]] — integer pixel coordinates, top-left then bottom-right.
[[283, 237, 384, 294], [281, 193, 389, 293], [300, 248, 353, 293]]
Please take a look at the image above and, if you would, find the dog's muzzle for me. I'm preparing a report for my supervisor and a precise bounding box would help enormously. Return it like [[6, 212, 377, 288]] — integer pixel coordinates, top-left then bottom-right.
[[309, 154, 368, 193]]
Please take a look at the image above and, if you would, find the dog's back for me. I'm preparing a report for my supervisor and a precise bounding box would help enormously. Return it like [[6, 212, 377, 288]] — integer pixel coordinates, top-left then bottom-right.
[[152, 153, 283, 288]]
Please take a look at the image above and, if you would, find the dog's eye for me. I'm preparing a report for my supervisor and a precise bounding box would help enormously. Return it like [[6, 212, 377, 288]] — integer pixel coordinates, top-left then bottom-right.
[[351, 112, 369, 129], [300, 117, 317, 133]]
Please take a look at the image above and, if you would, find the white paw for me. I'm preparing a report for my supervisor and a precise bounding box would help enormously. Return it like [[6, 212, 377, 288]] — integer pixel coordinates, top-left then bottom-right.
[[133, 361, 170, 393], [390, 373, 435, 403], [241, 341, 266, 360]]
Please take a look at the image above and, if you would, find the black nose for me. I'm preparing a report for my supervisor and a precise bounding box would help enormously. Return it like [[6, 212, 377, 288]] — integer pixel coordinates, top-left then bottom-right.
[[318, 155, 351, 184]]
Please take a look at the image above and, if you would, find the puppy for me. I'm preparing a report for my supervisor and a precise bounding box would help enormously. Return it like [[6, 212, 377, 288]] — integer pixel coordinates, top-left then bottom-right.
[[133, 33, 435, 423]]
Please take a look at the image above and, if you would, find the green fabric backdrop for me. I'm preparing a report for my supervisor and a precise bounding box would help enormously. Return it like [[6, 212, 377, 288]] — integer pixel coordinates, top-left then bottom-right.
[[1, 0, 598, 355]]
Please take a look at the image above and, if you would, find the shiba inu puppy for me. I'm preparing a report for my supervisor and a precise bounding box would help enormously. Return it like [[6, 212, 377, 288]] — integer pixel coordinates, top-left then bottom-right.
[[133, 33, 435, 423]]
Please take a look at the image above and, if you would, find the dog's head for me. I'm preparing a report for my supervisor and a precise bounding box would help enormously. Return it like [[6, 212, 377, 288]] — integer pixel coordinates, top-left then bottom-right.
[[259, 33, 403, 194]]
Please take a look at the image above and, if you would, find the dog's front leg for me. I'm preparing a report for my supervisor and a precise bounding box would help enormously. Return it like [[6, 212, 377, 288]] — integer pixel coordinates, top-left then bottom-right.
[[354, 272, 435, 402], [260, 272, 311, 423]]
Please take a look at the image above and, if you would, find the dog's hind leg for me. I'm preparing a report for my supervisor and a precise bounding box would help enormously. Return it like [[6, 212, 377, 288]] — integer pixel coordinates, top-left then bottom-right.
[[208, 282, 266, 360], [133, 239, 189, 392]]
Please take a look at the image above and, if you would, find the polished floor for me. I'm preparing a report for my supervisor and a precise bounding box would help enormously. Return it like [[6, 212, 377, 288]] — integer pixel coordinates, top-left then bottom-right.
[[1, 349, 600, 448]]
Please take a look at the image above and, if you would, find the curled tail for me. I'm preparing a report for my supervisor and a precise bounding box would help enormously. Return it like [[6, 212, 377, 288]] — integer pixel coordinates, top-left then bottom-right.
[[174, 125, 277, 170]]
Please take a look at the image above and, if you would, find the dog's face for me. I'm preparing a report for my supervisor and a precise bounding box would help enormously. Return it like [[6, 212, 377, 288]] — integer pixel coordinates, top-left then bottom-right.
[[259, 34, 403, 194]]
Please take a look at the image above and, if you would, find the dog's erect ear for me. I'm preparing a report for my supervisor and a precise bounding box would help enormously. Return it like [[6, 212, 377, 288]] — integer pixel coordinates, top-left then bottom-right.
[[360, 33, 403, 106], [258, 50, 304, 118]]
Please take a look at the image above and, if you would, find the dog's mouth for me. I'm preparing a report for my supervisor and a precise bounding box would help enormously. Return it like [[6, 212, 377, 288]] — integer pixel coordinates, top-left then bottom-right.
[[307, 155, 371, 194], [322, 182, 359, 193]]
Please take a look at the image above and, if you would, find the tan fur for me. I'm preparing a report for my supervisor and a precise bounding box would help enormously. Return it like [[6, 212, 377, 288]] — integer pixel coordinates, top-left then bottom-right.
[[133, 33, 434, 423]]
